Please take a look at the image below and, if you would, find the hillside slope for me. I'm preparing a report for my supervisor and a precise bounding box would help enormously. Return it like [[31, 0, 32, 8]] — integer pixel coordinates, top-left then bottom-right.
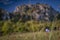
[[14, 4, 59, 21]]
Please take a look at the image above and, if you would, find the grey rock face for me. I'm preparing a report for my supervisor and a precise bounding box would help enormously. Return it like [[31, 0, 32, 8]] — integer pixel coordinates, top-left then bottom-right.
[[0, 8, 10, 20], [0, 4, 59, 21], [14, 4, 59, 21]]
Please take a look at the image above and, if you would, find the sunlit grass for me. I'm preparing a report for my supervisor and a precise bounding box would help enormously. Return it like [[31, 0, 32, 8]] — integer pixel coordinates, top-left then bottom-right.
[[0, 20, 60, 40], [0, 31, 60, 40]]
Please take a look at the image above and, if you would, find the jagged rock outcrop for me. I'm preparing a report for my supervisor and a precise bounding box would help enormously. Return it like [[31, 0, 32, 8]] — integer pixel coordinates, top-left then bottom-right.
[[0, 3, 59, 21], [0, 8, 10, 20], [14, 3, 59, 21]]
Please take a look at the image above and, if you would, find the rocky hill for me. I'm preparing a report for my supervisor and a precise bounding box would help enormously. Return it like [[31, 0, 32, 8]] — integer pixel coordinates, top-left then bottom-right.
[[0, 4, 60, 21], [14, 4, 59, 21], [0, 8, 10, 20]]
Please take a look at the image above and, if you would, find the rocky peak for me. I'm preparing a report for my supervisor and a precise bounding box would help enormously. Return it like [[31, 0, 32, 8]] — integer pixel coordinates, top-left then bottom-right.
[[14, 4, 59, 21]]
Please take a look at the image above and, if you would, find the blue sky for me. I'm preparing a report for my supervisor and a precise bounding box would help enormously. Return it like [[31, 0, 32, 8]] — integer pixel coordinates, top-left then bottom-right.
[[0, 0, 60, 12]]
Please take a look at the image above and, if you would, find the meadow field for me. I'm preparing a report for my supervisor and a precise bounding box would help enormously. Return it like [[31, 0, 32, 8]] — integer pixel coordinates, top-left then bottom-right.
[[0, 31, 60, 40], [0, 20, 60, 40]]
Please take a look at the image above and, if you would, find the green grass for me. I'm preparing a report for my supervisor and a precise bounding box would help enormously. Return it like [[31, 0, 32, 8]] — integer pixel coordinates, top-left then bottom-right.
[[0, 20, 60, 40]]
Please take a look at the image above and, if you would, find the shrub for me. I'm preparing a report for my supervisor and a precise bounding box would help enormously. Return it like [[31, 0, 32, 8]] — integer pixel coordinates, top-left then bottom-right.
[[1, 20, 13, 35]]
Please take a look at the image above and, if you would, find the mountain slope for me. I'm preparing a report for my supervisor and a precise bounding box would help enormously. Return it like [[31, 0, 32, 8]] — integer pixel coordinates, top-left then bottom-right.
[[14, 4, 59, 21], [0, 8, 10, 20]]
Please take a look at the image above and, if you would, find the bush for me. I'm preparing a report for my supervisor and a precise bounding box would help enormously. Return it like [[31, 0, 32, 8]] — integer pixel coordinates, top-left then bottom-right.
[[0, 20, 14, 35]]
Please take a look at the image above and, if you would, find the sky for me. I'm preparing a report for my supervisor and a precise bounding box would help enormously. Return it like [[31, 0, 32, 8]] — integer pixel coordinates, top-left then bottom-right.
[[0, 0, 60, 12]]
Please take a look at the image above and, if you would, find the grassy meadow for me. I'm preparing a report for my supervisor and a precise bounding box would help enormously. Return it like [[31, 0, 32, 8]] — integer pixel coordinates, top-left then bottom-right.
[[0, 31, 60, 40], [0, 20, 60, 40]]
